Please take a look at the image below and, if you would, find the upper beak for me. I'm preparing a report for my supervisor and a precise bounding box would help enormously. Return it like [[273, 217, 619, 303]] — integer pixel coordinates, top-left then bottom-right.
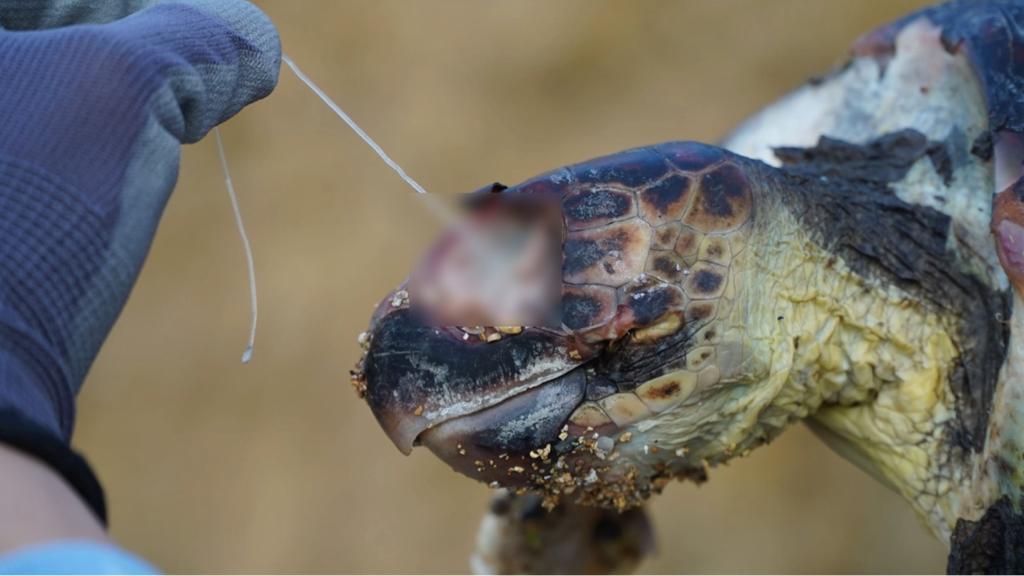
[[359, 307, 585, 454]]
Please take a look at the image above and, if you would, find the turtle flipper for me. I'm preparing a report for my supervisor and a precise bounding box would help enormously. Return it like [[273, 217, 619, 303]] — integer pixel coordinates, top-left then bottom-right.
[[471, 491, 654, 575]]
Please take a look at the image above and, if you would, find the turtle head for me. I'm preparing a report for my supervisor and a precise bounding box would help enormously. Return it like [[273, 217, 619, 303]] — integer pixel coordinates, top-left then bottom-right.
[[355, 142, 770, 506]]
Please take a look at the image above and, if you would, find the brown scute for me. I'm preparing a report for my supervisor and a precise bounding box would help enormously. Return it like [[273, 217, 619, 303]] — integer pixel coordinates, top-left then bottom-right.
[[653, 223, 681, 249], [504, 168, 573, 197], [684, 163, 752, 232], [569, 146, 671, 188], [674, 228, 701, 257], [655, 255, 679, 276], [644, 379, 681, 400], [562, 292, 605, 330], [653, 257, 675, 276], [645, 251, 686, 283], [656, 141, 725, 171], [563, 188, 636, 230], [695, 270, 722, 292], [685, 301, 716, 325], [561, 285, 616, 332], [700, 236, 729, 264], [639, 175, 691, 225], [564, 232, 626, 276], [625, 284, 683, 326], [563, 220, 653, 286], [686, 268, 725, 297]]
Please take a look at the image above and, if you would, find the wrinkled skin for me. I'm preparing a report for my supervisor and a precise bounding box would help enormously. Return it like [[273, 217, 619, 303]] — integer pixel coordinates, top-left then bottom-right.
[[353, 1, 1024, 573]]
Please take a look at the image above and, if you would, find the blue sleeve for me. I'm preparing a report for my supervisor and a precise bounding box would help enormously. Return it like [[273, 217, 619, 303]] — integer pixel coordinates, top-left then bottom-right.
[[0, 540, 158, 574]]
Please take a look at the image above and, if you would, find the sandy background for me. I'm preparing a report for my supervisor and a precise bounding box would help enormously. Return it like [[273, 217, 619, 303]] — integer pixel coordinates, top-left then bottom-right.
[[76, 0, 947, 572]]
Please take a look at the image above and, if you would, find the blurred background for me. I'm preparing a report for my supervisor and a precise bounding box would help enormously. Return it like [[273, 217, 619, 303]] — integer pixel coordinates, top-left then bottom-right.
[[76, 0, 945, 573]]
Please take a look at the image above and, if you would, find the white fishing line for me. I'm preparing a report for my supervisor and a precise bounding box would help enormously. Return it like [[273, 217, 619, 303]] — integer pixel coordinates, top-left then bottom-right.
[[282, 53, 430, 196], [215, 126, 258, 364], [282, 52, 466, 231]]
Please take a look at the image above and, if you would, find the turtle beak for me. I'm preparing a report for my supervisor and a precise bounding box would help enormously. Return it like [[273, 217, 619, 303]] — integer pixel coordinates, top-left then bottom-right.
[[357, 189, 580, 464], [359, 306, 590, 460]]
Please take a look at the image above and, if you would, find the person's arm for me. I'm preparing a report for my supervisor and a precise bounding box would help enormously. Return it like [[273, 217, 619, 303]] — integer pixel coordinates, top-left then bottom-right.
[[0, 443, 106, 551], [0, 1, 280, 569]]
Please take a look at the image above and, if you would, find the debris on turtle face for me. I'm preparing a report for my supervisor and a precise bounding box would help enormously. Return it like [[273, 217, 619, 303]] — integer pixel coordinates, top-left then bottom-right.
[[390, 289, 409, 308], [349, 368, 367, 398], [528, 444, 552, 460], [356, 331, 372, 350]]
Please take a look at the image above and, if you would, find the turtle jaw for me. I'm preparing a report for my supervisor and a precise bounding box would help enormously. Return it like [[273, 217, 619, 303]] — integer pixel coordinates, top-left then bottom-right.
[[359, 306, 593, 459], [417, 367, 586, 486]]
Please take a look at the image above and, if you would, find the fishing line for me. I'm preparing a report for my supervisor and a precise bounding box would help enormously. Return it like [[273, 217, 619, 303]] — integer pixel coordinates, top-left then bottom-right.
[[215, 126, 258, 364], [282, 53, 427, 196], [218, 52, 495, 361], [280, 53, 459, 226]]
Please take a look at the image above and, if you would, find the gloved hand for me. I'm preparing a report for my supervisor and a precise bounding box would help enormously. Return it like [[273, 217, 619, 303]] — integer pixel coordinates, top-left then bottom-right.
[[0, 0, 280, 521]]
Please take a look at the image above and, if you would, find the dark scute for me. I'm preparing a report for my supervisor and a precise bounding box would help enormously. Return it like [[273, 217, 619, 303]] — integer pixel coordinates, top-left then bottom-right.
[[629, 286, 679, 326], [641, 175, 690, 215], [948, 496, 1024, 574], [686, 303, 714, 323], [652, 256, 677, 277], [562, 292, 604, 330], [569, 147, 670, 188], [565, 189, 632, 223], [563, 231, 628, 276], [505, 168, 574, 197], [656, 141, 725, 171], [692, 270, 723, 294], [700, 164, 748, 218], [563, 238, 605, 276]]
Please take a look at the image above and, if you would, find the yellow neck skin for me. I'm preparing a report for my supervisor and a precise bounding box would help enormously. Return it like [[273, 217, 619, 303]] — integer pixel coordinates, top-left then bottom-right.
[[736, 209, 966, 540]]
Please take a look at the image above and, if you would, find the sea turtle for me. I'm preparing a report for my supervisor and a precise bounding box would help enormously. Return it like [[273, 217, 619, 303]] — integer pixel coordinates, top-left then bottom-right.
[[351, 0, 1024, 572]]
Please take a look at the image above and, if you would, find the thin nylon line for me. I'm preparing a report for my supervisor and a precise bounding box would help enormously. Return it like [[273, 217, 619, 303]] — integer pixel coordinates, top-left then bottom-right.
[[215, 126, 258, 364], [282, 53, 429, 196]]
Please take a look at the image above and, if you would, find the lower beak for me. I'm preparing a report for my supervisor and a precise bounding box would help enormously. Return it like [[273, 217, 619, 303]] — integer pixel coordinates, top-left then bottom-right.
[[418, 367, 585, 485]]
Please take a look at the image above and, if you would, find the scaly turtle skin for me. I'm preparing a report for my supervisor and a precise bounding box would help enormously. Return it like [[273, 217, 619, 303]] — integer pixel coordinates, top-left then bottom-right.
[[353, 1, 1024, 572]]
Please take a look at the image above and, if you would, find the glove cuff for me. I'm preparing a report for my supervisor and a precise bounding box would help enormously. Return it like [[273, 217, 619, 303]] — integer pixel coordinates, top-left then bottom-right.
[[0, 408, 106, 525]]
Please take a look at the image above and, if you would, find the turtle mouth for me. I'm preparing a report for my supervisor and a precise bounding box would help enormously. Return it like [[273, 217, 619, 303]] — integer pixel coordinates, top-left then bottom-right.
[[416, 366, 587, 485], [360, 306, 594, 462]]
